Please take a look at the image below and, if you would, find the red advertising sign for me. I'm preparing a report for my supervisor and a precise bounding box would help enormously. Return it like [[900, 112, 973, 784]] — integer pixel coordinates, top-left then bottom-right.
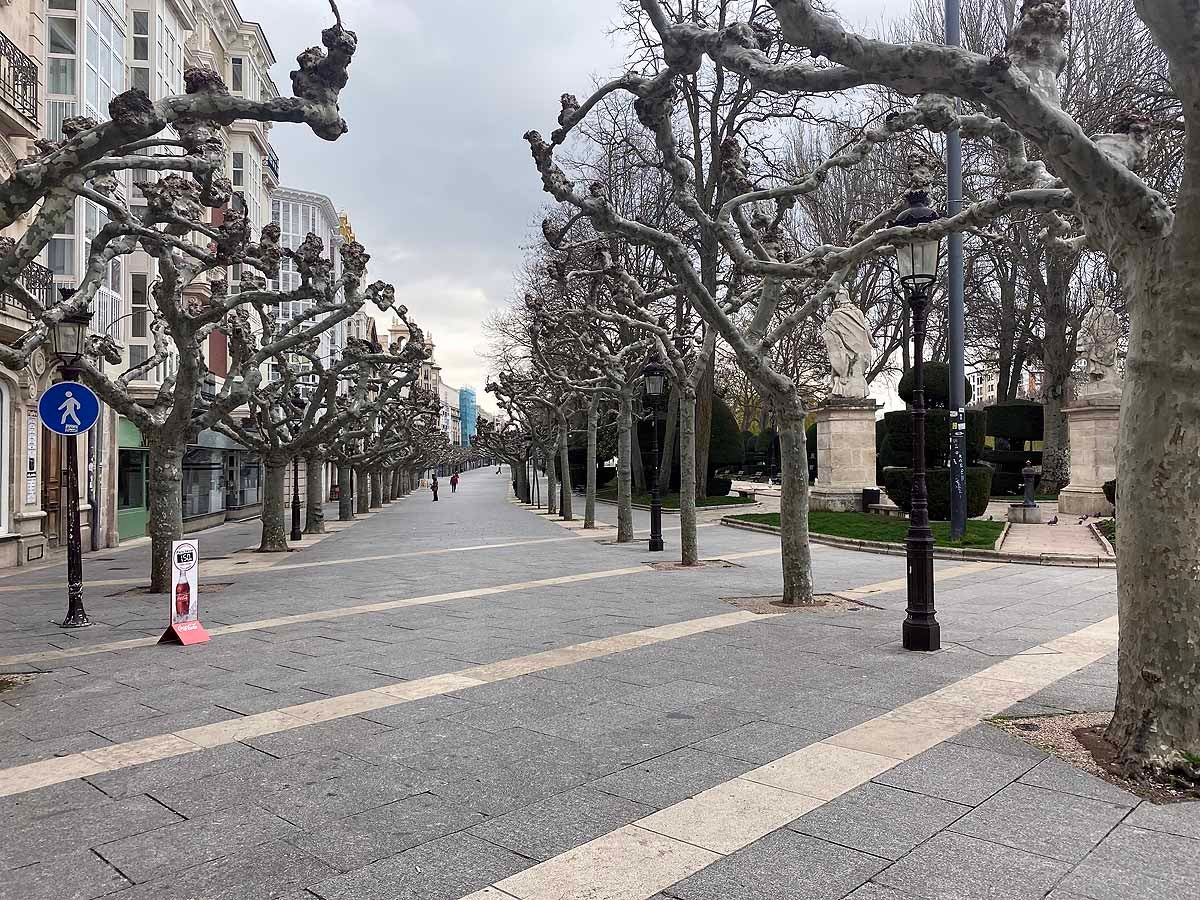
[[159, 540, 210, 645]]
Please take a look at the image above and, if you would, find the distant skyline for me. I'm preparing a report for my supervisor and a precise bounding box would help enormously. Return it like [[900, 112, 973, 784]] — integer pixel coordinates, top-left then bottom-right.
[[249, 1, 899, 413]]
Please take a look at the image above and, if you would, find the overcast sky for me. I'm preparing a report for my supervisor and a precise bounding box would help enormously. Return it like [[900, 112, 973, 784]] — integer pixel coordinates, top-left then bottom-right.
[[248, 1, 894, 412]]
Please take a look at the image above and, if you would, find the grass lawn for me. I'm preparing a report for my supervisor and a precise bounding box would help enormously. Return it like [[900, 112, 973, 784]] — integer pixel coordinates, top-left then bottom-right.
[[991, 494, 1060, 502], [595, 488, 756, 510], [730, 510, 1006, 550]]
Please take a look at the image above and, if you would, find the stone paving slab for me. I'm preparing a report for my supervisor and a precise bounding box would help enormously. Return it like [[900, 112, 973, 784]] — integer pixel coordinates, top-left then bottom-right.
[[0, 471, 1180, 900]]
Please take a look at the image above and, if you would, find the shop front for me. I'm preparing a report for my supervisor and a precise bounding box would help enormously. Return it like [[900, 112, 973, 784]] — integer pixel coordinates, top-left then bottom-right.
[[116, 417, 149, 541]]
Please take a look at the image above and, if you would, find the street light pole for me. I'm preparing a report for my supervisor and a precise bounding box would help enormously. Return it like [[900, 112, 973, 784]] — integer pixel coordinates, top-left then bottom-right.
[[60, 367, 90, 629], [642, 358, 668, 553], [894, 191, 943, 652], [290, 455, 302, 542]]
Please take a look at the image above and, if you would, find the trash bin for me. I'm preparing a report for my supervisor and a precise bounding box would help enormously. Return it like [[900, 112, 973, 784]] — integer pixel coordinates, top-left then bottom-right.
[[862, 488, 881, 512]]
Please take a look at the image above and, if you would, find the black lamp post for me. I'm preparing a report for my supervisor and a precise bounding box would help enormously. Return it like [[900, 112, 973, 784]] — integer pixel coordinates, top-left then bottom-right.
[[290, 455, 303, 541], [894, 190, 943, 652], [643, 358, 668, 552], [50, 303, 94, 629]]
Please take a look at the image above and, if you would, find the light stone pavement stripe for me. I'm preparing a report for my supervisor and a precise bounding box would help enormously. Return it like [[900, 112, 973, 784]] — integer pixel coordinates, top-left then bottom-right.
[[0, 554, 1000, 669], [0, 532, 594, 594], [0, 610, 768, 798], [465, 614, 1120, 900], [0, 559, 1022, 794]]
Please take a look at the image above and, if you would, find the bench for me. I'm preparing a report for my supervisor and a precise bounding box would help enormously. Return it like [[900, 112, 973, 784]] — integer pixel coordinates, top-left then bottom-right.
[[736, 489, 757, 500]]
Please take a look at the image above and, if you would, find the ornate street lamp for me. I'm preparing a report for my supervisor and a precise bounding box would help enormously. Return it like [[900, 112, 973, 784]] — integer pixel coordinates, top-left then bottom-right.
[[642, 358, 668, 552], [893, 190, 943, 652], [50, 301, 95, 628], [289, 392, 305, 542]]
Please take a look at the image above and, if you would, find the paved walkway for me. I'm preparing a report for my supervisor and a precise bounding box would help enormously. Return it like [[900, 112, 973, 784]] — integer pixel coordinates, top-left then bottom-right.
[[0, 471, 1190, 900]]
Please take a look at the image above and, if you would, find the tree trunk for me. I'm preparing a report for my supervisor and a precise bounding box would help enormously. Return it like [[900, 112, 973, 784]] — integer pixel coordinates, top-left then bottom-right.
[[777, 401, 816, 605], [542, 444, 558, 516], [356, 467, 370, 514], [259, 457, 290, 552], [679, 387, 699, 566], [630, 412, 646, 493], [584, 395, 598, 528], [694, 357, 714, 499], [1040, 270, 1074, 492], [659, 385, 680, 493], [558, 423, 573, 521], [147, 441, 185, 592], [1105, 244, 1200, 775], [338, 464, 354, 520], [304, 451, 325, 534], [369, 469, 382, 508], [616, 395, 634, 542]]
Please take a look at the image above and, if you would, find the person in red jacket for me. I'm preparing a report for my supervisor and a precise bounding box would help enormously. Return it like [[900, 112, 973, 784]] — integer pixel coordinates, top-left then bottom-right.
[[450, 472, 460, 493]]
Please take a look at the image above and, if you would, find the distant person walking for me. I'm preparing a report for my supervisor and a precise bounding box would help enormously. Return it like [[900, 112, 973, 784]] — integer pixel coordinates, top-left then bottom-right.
[[450, 473, 459, 493], [431, 475, 439, 502]]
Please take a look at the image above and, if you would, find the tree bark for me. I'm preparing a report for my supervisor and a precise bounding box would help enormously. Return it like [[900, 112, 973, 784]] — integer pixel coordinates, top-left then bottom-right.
[[356, 467, 370, 514], [304, 451, 325, 534], [616, 395, 634, 542], [558, 422, 573, 521], [147, 441, 185, 592], [1039, 264, 1075, 492], [630, 412, 646, 493], [542, 443, 558, 516], [659, 385, 680, 493], [369, 469, 382, 509], [338, 464, 354, 520], [694, 357, 714, 499], [777, 402, 816, 605], [679, 387, 699, 566], [1106, 241, 1200, 774], [584, 395, 598, 528], [259, 457, 290, 552]]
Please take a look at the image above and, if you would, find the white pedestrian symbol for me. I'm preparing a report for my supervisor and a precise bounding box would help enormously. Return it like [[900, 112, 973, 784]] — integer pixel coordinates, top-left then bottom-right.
[[58, 391, 82, 429]]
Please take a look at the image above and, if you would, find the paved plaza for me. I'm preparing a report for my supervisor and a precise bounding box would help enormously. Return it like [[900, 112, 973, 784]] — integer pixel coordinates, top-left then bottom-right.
[[0, 471, 1194, 900]]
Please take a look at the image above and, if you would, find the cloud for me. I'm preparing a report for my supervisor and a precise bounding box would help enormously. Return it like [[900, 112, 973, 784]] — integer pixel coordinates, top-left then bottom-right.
[[246, 0, 625, 415]]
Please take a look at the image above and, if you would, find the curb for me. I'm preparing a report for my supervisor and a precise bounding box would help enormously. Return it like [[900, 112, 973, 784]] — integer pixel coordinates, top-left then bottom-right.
[[720, 517, 1117, 568], [1088, 521, 1117, 558], [593, 497, 757, 515]]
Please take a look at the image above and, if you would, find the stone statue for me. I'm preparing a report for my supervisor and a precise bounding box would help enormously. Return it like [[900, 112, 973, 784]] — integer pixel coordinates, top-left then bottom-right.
[[1076, 300, 1122, 399], [822, 288, 874, 399]]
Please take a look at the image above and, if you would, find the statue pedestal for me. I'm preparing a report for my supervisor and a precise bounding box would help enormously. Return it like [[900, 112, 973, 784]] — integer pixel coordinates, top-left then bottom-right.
[[1058, 398, 1120, 516], [811, 401, 879, 512]]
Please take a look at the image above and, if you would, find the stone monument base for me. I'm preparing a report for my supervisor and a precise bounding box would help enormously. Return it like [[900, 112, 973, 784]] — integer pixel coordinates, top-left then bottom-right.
[[1058, 398, 1119, 517], [1007, 504, 1043, 525], [810, 400, 878, 513]]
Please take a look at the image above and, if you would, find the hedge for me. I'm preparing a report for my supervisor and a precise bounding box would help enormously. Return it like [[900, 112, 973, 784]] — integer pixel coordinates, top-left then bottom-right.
[[880, 466, 994, 520], [898, 362, 973, 409], [985, 400, 1044, 445], [1103, 479, 1116, 507], [707, 477, 733, 497], [879, 409, 985, 469]]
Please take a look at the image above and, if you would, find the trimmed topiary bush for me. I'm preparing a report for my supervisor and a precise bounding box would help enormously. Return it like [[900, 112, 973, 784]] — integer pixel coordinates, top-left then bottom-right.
[[709, 398, 744, 471], [880, 466, 994, 520], [898, 362, 973, 409], [881, 408, 985, 469]]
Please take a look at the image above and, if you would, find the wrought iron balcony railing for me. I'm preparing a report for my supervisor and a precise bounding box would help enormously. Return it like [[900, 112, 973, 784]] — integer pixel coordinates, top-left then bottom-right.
[[0, 30, 38, 125], [265, 143, 280, 181], [2, 261, 56, 312]]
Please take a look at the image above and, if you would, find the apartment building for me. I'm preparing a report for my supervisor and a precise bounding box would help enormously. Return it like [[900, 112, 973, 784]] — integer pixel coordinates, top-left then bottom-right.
[[459, 387, 477, 446], [438, 380, 461, 447]]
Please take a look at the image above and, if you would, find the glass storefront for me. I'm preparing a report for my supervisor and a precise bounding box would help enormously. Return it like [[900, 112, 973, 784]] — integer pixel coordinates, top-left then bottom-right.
[[182, 447, 225, 519], [225, 451, 261, 510]]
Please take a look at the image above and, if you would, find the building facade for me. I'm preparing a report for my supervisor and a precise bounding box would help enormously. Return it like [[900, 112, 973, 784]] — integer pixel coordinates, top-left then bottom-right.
[[438, 381, 461, 447], [459, 387, 477, 446]]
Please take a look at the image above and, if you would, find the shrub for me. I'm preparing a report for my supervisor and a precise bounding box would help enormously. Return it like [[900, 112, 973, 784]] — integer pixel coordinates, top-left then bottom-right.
[[881, 409, 984, 468], [1103, 479, 1116, 507], [707, 477, 733, 497], [709, 397, 744, 470], [898, 362, 973, 409], [880, 466, 994, 520], [985, 400, 1044, 446]]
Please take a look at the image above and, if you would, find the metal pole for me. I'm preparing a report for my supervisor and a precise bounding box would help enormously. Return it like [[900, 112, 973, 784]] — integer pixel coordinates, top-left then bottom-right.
[[290, 455, 302, 542], [61, 430, 91, 628], [649, 403, 664, 552], [903, 285, 939, 651], [947, 0, 967, 540]]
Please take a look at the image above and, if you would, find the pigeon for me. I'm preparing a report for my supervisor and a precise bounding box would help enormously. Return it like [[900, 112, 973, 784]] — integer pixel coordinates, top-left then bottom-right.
[[1047, 516, 1058, 525], [987, 515, 993, 522], [1077, 517, 1087, 525]]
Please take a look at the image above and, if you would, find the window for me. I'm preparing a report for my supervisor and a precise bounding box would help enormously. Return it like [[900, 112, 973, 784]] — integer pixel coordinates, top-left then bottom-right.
[[48, 207, 76, 277], [231, 57, 244, 93], [49, 0, 77, 8], [118, 450, 146, 510], [130, 10, 149, 94], [85, 0, 124, 120], [232, 152, 244, 187], [129, 344, 149, 368], [48, 17, 78, 96], [131, 273, 148, 337]]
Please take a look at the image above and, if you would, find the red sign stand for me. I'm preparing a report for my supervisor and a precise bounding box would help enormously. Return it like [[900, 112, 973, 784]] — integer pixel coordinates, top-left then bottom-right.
[[159, 619, 210, 645]]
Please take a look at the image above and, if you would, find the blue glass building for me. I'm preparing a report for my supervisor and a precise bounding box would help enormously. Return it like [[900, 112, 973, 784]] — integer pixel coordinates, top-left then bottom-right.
[[459, 388, 478, 446]]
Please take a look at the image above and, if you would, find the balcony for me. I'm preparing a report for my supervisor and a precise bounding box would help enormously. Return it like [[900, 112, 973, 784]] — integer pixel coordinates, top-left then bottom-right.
[[265, 144, 280, 183], [2, 261, 56, 312], [0, 30, 38, 138]]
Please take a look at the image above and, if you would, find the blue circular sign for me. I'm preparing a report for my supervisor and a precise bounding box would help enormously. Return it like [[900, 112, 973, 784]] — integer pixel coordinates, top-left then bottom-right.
[[39, 382, 101, 436]]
